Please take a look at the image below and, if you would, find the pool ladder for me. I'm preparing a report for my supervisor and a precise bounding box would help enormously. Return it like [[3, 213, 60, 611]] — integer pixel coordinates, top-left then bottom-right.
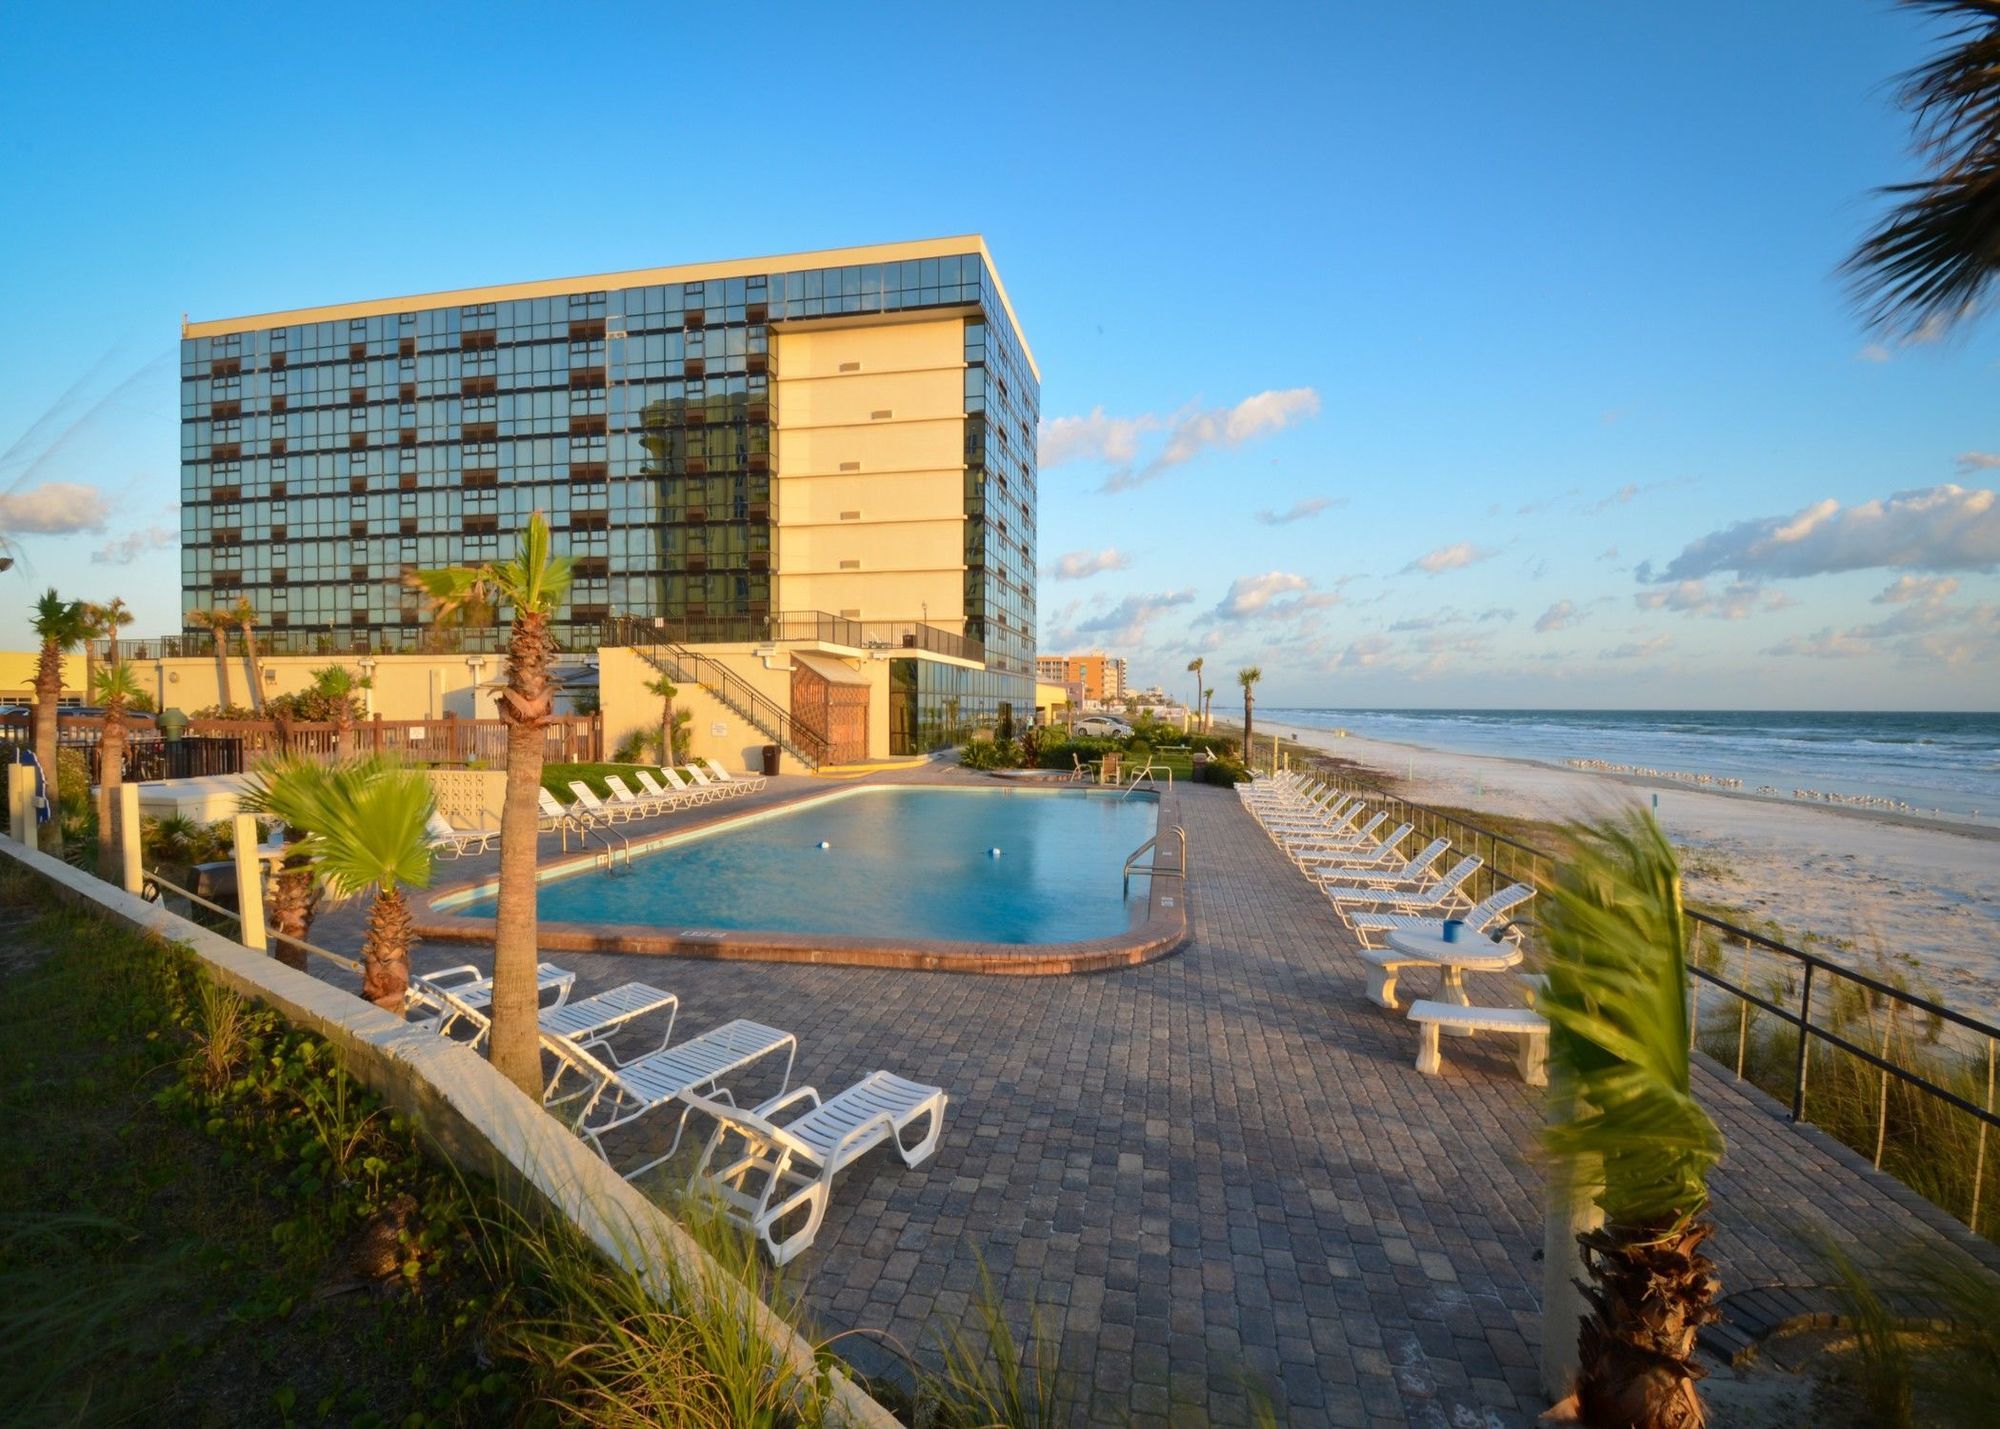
[[1122, 824, 1188, 898], [569, 818, 633, 874]]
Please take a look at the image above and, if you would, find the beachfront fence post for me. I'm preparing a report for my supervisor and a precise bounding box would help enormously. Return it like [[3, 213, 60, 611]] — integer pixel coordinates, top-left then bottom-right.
[[6, 764, 30, 847], [231, 811, 267, 953], [1791, 963, 1815, 1122], [1735, 939, 1751, 1080], [119, 782, 142, 896], [1874, 1008, 1895, 1169], [1974, 1038, 1996, 1235]]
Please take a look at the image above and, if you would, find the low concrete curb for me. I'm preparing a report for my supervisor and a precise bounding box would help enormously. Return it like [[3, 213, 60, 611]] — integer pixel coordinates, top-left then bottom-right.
[[0, 837, 901, 1429]]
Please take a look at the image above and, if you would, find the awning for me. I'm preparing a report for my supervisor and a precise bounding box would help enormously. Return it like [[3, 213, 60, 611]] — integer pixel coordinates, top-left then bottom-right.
[[790, 651, 871, 686]]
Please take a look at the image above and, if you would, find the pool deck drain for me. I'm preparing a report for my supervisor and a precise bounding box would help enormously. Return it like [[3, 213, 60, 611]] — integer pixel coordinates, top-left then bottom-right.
[[307, 767, 2000, 1426]]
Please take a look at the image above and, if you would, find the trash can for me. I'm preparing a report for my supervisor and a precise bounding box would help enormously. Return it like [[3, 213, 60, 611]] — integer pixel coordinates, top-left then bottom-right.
[[761, 744, 781, 777]]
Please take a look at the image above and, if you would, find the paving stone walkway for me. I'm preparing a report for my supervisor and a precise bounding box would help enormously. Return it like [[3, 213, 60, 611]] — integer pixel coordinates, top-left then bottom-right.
[[313, 773, 2000, 1427]]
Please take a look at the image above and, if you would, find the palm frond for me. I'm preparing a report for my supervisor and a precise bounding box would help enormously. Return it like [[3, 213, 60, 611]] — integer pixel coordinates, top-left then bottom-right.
[[497, 511, 573, 615], [30, 589, 90, 647], [242, 755, 434, 901], [91, 665, 142, 705], [1847, 1, 2000, 337], [1540, 809, 1724, 1228]]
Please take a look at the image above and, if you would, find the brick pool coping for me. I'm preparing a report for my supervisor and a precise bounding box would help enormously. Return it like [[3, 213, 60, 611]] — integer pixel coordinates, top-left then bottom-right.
[[410, 777, 1189, 976]]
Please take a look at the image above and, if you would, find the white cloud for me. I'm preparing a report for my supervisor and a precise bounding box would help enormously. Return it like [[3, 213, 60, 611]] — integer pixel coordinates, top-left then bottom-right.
[[1038, 408, 1159, 467], [1103, 388, 1320, 493], [1254, 496, 1339, 526], [1207, 571, 1342, 623], [1325, 636, 1394, 669], [1075, 589, 1197, 647], [1602, 634, 1673, 661], [1875, 575, 1959, 606], [1633, 578, 1769, 621], [1047, 547, 1130, 581], [1765, 627, 1872, 660], [1955, 452, 2000, 474], [1642, 485, 2000, 582], [0, 481, 111, 534], [1404, 541, 1496, 575], [91, 525, 176, 565], [1856, 343, 1892, 363], [1534, 600, 1579, 633]]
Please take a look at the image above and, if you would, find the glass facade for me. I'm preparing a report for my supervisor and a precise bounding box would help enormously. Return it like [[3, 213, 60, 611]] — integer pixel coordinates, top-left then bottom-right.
[[179, 246, 1037, 678], [887, 658, 1032, 755]]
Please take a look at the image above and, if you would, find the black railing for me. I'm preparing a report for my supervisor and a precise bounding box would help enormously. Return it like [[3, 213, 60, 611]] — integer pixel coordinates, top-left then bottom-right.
[[629, 641, 828, 768], [602, 611, 982, 664], [1300, 766, 2000, 1237]]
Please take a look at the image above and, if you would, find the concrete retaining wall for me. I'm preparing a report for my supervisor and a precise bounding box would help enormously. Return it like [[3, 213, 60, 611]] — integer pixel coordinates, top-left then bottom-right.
[[0, 835, 898, 1429]]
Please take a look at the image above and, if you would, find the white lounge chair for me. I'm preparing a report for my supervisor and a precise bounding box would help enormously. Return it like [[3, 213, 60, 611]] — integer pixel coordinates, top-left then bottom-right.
[[603, 773, 670, 818], [417, 975, 681, 1096], [1281, 810, 1390, 852], [1262, 800, 1366, 840], [1293, 824, 1418, 871], [1320, 854, 1481, 914], [656, 765, 721, 805], [407, 961, 576, 1035], [701, 757, 766, 795], [1307, 837, 1451, 889], [539, 787, 596, 832], [1349, 882, 1536, 950], [635, 768, 703, 812], [426, 810, 499, 859], [685, 763, 747, 800], [567, 780, 634, 824], [546, 1018, 798, 1180], [681, 1071, 948, 1265]]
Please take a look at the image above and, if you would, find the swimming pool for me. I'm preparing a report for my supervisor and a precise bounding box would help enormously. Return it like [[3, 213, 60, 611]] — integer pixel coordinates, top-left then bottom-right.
[[442, 785, 1160, 946]]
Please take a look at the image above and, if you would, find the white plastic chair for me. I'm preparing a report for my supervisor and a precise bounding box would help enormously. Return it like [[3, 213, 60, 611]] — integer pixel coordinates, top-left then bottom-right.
[[567, 780, 633, 824], [426, 810, 499, 859], [681, 1071, 947, 1265], [701, 757, 766, 795]]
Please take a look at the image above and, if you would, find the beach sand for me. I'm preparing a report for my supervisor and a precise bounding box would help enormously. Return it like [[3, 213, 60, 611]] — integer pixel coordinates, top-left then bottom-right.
[[1263, 720, 2000, 1023]]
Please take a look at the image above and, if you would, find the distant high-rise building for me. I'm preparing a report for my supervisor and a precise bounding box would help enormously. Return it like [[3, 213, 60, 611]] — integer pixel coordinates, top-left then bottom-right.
[[1035, 652, 1127, 706]]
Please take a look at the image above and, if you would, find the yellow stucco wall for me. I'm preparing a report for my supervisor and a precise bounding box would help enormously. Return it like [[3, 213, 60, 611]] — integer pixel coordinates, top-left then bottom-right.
[[119, 652, 565, 720], [0, 652, 88, 703], [774, 317, 967, 626]]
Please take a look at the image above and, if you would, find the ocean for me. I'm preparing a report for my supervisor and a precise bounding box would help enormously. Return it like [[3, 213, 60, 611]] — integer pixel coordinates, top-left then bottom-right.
[[1264, 708, 2000, 822]]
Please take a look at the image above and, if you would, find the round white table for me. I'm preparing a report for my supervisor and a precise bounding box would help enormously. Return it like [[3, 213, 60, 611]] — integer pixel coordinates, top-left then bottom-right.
[[1385, 928, 1523, 1032]]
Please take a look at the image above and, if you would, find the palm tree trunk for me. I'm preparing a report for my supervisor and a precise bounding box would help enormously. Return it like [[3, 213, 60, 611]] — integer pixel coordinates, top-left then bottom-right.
[[334, 707, 353, 760], [213, 629, 236, 712], [360, 886, 414, 1010], [266, 852, 318, 973], [96, 715, 125, 882], [31, 642, 62, 856], [1243, 691, 1255, 763], [242, 623, 266, 715], [1575, 1218, 1720, 1428], [490, 717, 546, 1094], [660, 691, 675, 765]]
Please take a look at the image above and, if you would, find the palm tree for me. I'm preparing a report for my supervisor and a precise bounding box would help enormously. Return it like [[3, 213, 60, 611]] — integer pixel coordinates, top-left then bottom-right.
[[1540, 810, 1726, 1428], [1846, 1, 2000, 338], [410, 513, 571, 1095], [1201, 686, 1214, 733], [29, 589, 90, 856], [1186, 657, 1204, 732], [188, 607, 237, 712], [97, 596, 133, 666], [644, 672, 680, 765], [247, 756, 434, 1007], [92, 664, 143, 883], [313, 665, 367, 757], [1236, 666, 1262, 766], [239, 754, 333, 972], [231, 597, 267, 715]]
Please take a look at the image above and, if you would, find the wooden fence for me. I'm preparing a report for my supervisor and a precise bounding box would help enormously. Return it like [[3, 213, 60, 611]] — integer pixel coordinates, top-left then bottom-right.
[[187, 714, 601, 766]]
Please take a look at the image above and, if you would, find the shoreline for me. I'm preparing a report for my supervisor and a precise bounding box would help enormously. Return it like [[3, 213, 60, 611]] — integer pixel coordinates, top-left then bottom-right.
[[1260, 719, 2000, 843], [1253, 717, 2000, 1025]]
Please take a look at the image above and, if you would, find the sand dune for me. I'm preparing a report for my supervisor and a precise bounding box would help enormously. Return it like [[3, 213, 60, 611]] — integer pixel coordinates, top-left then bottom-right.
[[1265, 720, 2000, 1024]]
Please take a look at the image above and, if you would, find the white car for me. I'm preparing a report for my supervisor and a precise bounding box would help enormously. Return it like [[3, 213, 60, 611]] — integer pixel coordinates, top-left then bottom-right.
[[1074, 716, 1134, 738]]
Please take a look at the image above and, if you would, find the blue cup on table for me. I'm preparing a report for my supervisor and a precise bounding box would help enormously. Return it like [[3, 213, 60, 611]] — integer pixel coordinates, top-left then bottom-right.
[[1442, 919, 1465, 944]]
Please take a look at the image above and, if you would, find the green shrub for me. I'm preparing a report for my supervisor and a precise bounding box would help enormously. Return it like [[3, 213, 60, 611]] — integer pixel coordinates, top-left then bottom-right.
[[1201, 758, 1249, 786]]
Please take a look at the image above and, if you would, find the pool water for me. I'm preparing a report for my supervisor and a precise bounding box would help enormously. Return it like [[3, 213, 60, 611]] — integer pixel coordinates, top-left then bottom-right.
[[452, 786, 1160, 944]]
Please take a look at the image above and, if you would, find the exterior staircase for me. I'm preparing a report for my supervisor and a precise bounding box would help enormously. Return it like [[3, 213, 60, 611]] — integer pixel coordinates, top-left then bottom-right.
[[629, 641, 827, 770]]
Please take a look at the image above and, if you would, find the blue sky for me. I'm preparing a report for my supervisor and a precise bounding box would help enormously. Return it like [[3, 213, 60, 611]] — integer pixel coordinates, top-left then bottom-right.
[[2, 2, 1996, 709]]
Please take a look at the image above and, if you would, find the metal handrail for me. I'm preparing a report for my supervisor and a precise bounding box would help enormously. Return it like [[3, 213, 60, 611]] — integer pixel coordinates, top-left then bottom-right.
[[634, 640, 827, 767], [1122, 823, 1188, 898], [142, 869, 362, 973]]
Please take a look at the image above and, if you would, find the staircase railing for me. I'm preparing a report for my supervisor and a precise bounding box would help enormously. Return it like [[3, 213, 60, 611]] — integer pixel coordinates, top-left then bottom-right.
[[632, 641, 827, 769]]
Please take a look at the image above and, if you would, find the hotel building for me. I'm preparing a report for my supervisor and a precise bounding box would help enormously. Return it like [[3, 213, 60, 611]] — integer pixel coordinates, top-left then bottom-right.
[[180, 237, 1037, 762], [1035, 652, 1127, 707]]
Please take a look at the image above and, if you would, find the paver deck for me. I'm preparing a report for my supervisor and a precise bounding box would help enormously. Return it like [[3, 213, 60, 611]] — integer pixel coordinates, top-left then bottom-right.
[[311, 771, 2000, 1426]]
